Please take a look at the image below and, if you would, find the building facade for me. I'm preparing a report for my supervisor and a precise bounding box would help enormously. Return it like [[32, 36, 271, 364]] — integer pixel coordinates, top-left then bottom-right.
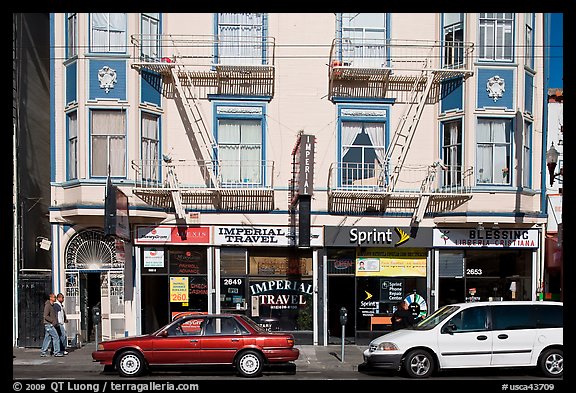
[[48, 13, 550, 346]]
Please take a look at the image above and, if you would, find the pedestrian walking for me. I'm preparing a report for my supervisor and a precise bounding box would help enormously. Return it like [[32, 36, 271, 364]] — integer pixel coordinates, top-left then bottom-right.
[[40, 293, 63, 357], [54, 293, 69, 355]]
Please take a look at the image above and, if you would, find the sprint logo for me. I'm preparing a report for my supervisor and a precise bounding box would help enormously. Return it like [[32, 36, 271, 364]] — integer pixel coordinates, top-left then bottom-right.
[[395, 227, 410, 246]]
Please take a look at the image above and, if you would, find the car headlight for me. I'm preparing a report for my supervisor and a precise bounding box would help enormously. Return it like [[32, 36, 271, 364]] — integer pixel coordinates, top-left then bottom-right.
[[376, 342, 399, 351], [97, 344, 105, 351]]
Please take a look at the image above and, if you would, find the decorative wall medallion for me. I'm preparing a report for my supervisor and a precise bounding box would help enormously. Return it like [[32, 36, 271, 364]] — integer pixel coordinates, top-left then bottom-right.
[[98, 65, 117, 93], [486, 75, 505, 102]]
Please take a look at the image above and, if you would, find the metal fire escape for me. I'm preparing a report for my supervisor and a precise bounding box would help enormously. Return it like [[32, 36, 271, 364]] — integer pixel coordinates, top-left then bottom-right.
[[130, 35, 276, 217], [327, 38, 475, 224]]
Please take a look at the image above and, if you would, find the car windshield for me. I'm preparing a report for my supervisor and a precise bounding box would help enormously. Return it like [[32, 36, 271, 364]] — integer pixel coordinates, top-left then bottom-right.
[[411, 305, 460, 330], [238, 315, 267, 333]]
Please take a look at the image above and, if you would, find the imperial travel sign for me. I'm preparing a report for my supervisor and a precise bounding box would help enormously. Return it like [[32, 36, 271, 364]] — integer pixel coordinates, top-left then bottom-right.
[[433, 228, 539, 248]]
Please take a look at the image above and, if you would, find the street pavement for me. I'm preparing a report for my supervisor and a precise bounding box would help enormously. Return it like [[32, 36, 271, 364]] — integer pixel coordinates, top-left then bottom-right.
[[12, 342, 367, 377]]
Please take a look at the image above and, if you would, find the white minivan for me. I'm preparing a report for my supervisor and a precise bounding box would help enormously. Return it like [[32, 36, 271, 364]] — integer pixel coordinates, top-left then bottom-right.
[[363, 300, 563, 378]]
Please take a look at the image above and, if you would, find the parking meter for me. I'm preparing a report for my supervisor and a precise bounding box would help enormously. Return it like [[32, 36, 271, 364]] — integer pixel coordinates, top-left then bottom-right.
[[92, 305, 101, 325], [339, 307, 348, 325], [339, 307, 348, 362], [92, 304, 101, 349]]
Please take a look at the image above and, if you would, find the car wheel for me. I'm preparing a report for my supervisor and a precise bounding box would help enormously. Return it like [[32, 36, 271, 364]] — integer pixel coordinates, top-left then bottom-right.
[[539, 348, 563, 378], [403, 349, 434, 378], [236, 350, 264, 378], [116, 350, 146, 377]]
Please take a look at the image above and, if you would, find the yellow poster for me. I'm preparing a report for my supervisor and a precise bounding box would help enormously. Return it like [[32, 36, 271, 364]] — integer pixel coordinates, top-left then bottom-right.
[[170, 276, 189, 302], [356, 248, 427, 277]]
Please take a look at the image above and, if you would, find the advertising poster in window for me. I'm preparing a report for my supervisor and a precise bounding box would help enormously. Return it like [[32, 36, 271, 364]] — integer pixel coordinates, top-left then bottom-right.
[[169, 249, 207, 275], [170, 276, 189, 303], [356, 248, 427, 277], [142, 247, 167, 274], [221, 277, 246, 310], [248, 279, 313, 331]]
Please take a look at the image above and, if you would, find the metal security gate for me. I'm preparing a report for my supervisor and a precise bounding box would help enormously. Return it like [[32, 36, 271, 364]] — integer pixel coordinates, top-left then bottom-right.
[[17, 273, 52, 347]]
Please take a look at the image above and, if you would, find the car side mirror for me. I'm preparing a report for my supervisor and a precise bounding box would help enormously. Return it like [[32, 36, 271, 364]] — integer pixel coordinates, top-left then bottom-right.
[[442, 323, 456, 335], [158, 330, 168, 337]]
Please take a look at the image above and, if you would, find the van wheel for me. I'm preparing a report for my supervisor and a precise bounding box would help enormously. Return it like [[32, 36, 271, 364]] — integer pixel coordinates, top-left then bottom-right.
[[236, 350, 264, 378], [116, 350, 146, 377], [539, 348, 563, 378], [403, 349, 434, 378]]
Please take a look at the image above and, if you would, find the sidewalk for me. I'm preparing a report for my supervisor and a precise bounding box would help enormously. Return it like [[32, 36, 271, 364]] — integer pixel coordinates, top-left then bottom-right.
[[13, 343, 367, 374]]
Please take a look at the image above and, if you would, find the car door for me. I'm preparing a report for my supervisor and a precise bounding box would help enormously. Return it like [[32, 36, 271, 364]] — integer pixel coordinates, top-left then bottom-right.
[[150, 316, 203, 364], [437, 305, 493, 368], [200, 316, 245, 364], [490, 305, 537, 366]]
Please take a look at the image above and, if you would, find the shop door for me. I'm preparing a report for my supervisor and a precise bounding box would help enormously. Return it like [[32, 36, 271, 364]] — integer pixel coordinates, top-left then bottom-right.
[[99, 271, 125, 341], [328, 275, 356, 343]]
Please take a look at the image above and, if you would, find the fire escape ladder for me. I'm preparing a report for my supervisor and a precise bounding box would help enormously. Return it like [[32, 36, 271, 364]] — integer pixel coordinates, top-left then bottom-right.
[[411, 162, 442, 225], [166, 163, 186, 219], [385, 69, 435, 193], [169, 64, 219, 187]]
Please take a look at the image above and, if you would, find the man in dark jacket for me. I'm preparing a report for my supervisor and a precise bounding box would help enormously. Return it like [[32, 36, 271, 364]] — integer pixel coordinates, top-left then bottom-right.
[[40, 294, 63, 357], [391, 300, 416, 331]]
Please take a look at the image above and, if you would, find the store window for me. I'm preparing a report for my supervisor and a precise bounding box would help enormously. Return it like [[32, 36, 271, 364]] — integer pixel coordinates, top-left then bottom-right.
[[355, 248, 428, 331], [247, 249, 313, 331], [438, 249, 532, 305]]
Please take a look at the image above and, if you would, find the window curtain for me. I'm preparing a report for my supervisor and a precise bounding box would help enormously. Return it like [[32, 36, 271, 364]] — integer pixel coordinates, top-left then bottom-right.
[[218, 119, 262, 183], [218, 13, 263, 66], [141, 114, 159, 180], [91, 13, 126, 52], [91, 110, 126, 177], [476, 120, 493, 183], [477, 119, 510, 184], [364, 122, 385, 166], [341, 122, 362, 159]]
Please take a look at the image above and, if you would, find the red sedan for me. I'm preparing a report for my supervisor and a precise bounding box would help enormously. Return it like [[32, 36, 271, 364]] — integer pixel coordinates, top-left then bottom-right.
[[92, 313, 299, 378]]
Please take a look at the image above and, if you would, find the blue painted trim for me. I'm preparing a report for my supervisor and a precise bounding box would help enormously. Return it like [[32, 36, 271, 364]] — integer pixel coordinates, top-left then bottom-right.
[[208, 94, 272, 102], [50, 14, 56, 183], [331, 97, 396, 104], [434, 211, 546, 219], [138, 109, 163, 184], [212, 101, 268, 184], [541, 14, 551, 214]]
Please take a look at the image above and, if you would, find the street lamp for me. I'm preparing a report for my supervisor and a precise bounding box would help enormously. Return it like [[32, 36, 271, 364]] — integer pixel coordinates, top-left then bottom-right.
[[546, 143, 561, 186]]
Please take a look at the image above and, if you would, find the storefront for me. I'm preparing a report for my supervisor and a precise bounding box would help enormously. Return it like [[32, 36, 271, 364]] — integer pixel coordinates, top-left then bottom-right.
[[323, 226, 433, 344], [134, 225, 212, 333], [214, 225, 323, 343], [134, 224, 323, 343], [433, 228, 540, 306]]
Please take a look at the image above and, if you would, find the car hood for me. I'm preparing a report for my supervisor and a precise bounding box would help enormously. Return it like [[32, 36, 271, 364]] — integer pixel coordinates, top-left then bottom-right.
[[98, 335, 151, 347], [369, 328, 424, 345]]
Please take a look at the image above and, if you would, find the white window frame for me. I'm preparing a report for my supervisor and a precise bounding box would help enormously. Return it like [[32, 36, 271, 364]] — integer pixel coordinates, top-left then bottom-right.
[[216, 13, 265, 66], [90, 13, 127, 53], [441, 118, 463, 188], [476, 118, 512, 186], [442, 13, 464, 68], [478, 13, 514, 62], [66, 13, 78, 58], [141, 13, 160, 60], [141, 112, 159, 182], [90, 109, 127, 178], [67, 111, 78, 180], [340, 13, 388, 68]]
